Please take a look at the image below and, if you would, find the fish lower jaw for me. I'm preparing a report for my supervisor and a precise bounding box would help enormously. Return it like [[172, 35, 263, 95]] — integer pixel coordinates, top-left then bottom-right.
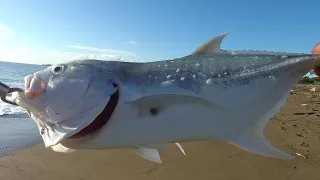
[[68, 90, 119, 139], [25, 89, 119, 148]]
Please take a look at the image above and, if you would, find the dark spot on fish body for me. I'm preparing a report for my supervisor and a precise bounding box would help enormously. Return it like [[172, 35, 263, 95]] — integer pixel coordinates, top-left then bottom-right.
[[149, 107, 159, 116]]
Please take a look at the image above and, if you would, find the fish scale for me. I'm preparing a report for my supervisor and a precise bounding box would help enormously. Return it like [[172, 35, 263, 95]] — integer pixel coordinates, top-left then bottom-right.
[[117, 53, 315, 94]]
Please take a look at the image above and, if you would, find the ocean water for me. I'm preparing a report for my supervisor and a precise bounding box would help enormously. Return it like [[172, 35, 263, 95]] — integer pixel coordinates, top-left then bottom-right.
[[0, 61, 45, 156]]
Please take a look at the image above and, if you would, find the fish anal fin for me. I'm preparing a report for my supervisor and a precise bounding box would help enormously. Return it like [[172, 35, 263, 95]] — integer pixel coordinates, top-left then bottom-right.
[[191, 32, 229, 56], [133, 146, 162, 164], [51, 143, 76, 153]]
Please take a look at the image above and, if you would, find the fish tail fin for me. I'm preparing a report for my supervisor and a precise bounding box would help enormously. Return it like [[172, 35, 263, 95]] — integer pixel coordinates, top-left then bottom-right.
[[227, 90, 294, 160], [228, 126, 294, 160]]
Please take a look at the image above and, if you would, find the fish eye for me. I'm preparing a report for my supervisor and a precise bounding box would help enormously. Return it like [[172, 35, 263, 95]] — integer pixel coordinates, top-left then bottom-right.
[[112, 82, 118, 88], [52, 65, 64, 74]]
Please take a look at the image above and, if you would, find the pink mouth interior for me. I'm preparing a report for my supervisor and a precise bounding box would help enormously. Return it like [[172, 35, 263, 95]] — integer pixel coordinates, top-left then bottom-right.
[[24, 75, 47, 99]]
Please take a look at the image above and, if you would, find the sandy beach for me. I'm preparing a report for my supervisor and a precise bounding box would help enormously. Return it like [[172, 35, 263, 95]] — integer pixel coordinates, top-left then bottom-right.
[[0, 84, 319, 180]]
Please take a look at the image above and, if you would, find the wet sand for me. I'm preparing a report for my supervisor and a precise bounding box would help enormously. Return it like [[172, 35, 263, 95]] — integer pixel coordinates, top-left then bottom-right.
[[0, 115, 41, 157], [0, 84, 320, 180]]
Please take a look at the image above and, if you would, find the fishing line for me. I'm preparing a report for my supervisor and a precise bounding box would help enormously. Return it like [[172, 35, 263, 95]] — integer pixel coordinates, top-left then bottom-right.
[[0, 82, 23, 106]]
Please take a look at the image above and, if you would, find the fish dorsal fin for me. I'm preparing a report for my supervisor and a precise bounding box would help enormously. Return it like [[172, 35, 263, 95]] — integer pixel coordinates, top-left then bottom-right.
[[175, 143, 186, 156], [192, 32, 229, 56], [134, 146, 162, 164]]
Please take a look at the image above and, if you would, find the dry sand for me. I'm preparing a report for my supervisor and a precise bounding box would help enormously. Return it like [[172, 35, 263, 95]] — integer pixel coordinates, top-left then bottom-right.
[[0, 84, 320, 180]]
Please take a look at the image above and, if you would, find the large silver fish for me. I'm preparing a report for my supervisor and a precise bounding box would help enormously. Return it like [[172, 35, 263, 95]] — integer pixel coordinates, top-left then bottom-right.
[[13, 33, 320, 163]]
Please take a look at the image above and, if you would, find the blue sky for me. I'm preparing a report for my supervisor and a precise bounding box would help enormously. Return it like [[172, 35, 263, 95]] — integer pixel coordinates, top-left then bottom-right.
[[0, 0, 320, 64]]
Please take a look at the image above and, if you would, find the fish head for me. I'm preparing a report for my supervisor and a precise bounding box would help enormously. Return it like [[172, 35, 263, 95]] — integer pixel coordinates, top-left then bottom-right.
[[15, 60, 119, 147]]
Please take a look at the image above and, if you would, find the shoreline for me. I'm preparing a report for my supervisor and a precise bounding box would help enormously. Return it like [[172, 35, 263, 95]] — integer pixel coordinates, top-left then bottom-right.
[[0, 117, 41, 158]]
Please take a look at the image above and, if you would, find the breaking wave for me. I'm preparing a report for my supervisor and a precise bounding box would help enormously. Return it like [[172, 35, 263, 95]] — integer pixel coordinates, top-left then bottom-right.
[[0, 61, 45, 116], [0, 102, 26, 116]]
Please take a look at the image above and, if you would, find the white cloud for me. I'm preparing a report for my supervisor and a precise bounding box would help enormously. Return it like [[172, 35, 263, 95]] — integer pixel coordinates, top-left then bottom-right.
[[67, 45, 139, 58], [47, 51, 124, 62], [0, 44, 144, 65], [128, 41, 137, 45], [60, 40, 75, 44], [71, 53, 123, 61], [0, 23, 14, 41], [123, 40, 137, 45], [60, 40, 83, 46], [0, 45, 141, 64], [0, 23, 143, 64], [0, 45, 39, 64]]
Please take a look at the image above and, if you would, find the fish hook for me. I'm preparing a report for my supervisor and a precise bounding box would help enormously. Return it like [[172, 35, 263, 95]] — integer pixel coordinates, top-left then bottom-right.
[[0, 82, 23, 106]]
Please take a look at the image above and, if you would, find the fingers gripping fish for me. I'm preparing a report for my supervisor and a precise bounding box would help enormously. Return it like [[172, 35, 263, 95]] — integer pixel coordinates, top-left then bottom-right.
[[12, 32, 320, 164]]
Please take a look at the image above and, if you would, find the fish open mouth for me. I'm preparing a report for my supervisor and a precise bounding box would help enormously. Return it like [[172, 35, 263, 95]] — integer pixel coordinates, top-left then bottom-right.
[[68, 89, 119, 139]]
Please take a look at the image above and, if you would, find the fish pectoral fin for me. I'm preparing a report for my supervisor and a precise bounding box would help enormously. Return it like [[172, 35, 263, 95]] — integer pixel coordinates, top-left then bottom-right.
[[133, 146, 162, 164], [191, 32, 229, 56], [126, 94, 229, 117], [175, 142, 186, 156], [50, 143, 76, 153]]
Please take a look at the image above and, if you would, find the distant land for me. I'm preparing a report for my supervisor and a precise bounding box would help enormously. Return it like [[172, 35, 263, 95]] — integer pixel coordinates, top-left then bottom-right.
[[42, 64, 52, 66]]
